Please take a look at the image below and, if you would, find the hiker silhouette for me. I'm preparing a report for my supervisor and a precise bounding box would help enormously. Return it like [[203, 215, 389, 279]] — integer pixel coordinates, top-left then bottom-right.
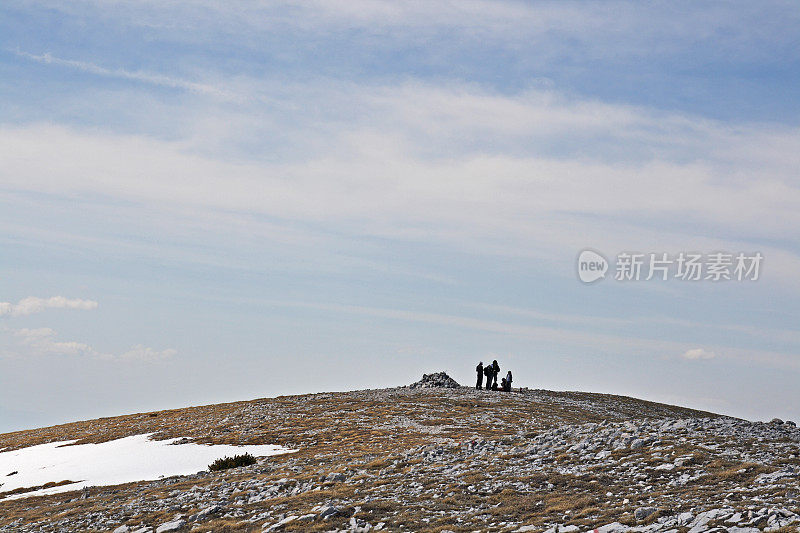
[[476, 359, 512, 392]]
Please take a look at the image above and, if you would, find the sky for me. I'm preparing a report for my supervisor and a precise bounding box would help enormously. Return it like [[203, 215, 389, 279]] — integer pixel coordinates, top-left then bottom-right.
[[1, 0, 799, 432]]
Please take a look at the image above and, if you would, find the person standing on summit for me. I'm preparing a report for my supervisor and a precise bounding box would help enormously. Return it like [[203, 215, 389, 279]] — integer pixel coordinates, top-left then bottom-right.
[[476, 361, 484, 390], [491, 360, 500, 389]]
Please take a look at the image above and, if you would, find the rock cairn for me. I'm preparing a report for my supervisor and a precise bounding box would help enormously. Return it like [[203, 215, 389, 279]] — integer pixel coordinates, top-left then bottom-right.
[[408, 372, 460, 389]]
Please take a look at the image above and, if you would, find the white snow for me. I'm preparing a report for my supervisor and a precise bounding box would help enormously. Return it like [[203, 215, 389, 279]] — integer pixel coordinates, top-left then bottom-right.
[[0, 433, 295, 500]]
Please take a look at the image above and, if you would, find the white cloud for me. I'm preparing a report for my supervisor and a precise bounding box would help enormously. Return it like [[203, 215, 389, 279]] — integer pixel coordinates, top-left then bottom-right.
[[15, 327, 97, 357], [0, 296, 98, 317], [682, 348, 717, 360], [12, 328, 176, 361]]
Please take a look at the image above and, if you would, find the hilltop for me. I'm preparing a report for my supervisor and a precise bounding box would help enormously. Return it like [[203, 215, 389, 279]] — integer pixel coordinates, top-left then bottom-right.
[[0, 376, 798, 532]]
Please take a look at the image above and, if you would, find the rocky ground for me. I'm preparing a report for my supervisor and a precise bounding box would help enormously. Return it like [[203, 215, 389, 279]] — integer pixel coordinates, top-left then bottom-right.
[[0, 374, 798, 532]]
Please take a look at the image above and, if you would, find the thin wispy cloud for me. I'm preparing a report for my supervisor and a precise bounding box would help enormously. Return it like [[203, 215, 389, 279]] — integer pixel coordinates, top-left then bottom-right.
[[119, 345, 177, 362], [262, 300, 800, 371], [2, 80, 799, 287], [17, 0, 800, 61], [12, 50, 235, 100], [0, 296, 98, 317]]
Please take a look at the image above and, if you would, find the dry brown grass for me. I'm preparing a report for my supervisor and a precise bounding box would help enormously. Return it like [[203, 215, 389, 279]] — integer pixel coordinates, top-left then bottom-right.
[[0, 387, 737, 531]]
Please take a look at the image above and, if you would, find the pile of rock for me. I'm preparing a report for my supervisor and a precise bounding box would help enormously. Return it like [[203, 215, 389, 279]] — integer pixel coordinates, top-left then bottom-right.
[[768, 418, 797, 427], [408, 372, 460, 389]]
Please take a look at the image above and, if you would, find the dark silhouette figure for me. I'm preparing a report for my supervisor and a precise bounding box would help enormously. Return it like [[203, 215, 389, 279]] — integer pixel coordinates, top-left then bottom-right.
[[476, 361, 484, 389], [483, 364, 493, 390], [505, 370, 513, 392], [500, 377, 508, 391], [491, 360, 500, 388]]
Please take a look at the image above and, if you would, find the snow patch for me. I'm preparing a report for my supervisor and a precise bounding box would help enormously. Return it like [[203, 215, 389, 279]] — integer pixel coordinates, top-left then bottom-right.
[[0, 433, 294, 500]]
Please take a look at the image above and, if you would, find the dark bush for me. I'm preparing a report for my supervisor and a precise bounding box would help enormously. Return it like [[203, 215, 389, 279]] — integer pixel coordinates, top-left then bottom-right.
[[208, 453, 257, 471]]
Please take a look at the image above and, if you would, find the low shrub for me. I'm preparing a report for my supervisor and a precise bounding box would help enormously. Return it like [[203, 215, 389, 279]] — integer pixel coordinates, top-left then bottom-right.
[[208, 453, 257, 471]]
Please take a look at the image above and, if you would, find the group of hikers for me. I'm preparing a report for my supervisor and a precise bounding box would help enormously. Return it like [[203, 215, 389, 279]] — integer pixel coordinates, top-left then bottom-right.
[[476, 360, 513, 392]]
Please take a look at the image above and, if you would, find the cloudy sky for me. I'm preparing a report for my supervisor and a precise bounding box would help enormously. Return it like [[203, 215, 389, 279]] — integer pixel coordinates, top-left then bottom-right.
[[1, 1, 799, 432]]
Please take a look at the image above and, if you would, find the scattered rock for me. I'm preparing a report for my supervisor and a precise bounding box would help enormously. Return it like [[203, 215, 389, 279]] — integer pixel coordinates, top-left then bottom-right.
[[755, 466, 796, 484]]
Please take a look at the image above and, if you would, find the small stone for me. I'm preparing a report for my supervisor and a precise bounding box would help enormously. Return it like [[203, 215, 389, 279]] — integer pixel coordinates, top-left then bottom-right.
[[635, 507, 658, 521]]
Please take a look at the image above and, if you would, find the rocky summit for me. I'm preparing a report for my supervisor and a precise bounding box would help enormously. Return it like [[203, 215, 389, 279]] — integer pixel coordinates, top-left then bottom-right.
[[0, 381, 799, 532]]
